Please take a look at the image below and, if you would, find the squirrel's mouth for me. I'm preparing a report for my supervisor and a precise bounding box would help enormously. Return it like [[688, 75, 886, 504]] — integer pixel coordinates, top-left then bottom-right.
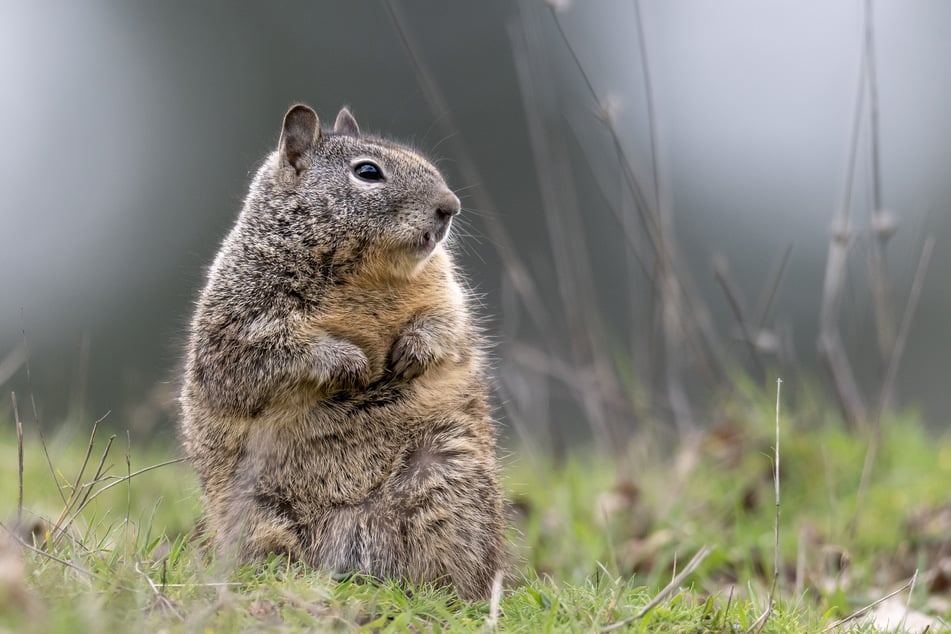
[[417, 223, 450, 255]]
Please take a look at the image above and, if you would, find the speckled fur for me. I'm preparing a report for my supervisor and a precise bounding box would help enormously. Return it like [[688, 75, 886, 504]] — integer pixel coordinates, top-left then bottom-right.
[[179, 105, 504, 600]]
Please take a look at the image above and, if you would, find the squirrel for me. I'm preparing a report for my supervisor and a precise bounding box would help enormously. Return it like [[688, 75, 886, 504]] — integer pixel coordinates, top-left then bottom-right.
[[179, 104, 505, 600]]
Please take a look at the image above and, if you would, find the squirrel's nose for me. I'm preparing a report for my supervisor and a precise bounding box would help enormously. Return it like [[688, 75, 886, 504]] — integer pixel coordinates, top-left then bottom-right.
[[434, 191, 461, 220]]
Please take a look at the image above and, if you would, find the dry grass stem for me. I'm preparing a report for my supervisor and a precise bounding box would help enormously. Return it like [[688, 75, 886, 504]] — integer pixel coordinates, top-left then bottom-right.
[[82, 458, 187, 505], [136, 561, 184, 620], [754, 243, 793, 330], [724, 585, 735, 626], [795, 527, 805, 597], [160, 582, 245, 588], [818, 13, 869, 428], [773, 377, 782, 595], [125, 430, 132, 545], [600, 545, 712, 632], [547, 1, 741, 433], [0, 342, 27, 390], [509, 7, 621, 449], [19, 317, 67, 507], [47, 415, 113, 548], [878, 236, 934, 415], [387, 0, 630, 454], [383, 0, 557, 350], [748, 378, 783, 634], [713, 257, 765, 375], [0, 519, 95, 579], [819, 573, 918, 632], [862, 0, 895, 360], [52, 412, 110, 532], [486, 569, 504, 629], [898, 568, 920, 633], [852, 238, 934, 539], [11, 391, 24, 526]]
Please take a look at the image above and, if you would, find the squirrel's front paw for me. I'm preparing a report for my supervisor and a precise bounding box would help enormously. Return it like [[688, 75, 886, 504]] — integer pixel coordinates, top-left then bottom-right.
[[310, 339, 371, 391], [389, 331, 437, 381]]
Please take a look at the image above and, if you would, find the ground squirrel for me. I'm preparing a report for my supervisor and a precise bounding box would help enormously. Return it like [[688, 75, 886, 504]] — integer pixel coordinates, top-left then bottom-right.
[[179, 104, 505, 599]]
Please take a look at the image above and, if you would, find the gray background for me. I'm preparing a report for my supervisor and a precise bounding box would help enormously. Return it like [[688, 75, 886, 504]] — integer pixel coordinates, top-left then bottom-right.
[[2, 1, 949, 445]]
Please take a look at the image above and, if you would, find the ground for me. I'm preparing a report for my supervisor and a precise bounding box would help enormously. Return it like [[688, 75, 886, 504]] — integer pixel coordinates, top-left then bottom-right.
[[1, 390, 950, 633]]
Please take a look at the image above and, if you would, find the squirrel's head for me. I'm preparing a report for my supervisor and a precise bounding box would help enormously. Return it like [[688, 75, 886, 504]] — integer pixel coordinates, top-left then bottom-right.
[[245, 103, 461, 281]]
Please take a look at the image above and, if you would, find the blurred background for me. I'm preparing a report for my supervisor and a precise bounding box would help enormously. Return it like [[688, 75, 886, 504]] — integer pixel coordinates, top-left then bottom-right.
[[2, 0, 949, 451]]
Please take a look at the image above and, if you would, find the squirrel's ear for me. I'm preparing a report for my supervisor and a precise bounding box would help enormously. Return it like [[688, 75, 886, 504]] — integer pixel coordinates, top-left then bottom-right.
[[279, 104, 321, 174], [333, 107, 360, 137]]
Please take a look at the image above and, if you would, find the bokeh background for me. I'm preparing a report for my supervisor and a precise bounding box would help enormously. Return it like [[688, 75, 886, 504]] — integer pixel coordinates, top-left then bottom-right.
[[2, 1, 950, 449]]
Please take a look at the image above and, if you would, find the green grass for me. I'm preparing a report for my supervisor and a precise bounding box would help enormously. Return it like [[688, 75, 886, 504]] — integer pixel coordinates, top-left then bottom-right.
[[1, 398, 949, 632]]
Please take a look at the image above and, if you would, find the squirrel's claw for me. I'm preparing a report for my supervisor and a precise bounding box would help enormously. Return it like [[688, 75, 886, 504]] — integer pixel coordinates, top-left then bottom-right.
[[389, 331, 435, 381]]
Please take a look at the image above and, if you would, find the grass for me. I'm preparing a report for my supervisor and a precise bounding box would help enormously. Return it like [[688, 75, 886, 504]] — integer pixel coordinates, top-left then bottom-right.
[[1, 393, 950, 632]]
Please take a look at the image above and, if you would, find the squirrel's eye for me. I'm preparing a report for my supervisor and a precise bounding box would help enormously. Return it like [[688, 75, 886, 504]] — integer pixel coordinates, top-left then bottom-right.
[[353, 161, 384, 182]]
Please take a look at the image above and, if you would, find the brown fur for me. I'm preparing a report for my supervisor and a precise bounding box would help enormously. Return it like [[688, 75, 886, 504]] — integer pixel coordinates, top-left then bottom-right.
[[179, 104, 504, 599]]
